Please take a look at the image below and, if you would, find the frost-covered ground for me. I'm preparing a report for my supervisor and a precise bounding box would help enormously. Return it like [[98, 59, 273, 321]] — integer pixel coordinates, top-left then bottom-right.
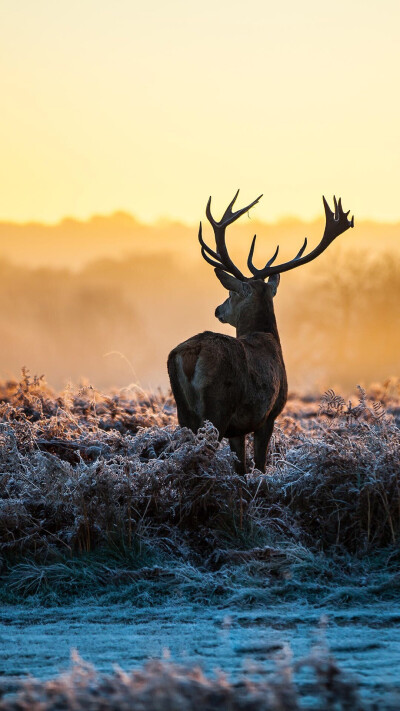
[[1, 373, 400, 708], [2, 603, 400, 691], [2, 604, 400, 707]]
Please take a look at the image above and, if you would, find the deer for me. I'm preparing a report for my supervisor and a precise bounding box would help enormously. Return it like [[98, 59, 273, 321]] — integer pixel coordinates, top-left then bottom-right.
[[167, 191, 354, 475]]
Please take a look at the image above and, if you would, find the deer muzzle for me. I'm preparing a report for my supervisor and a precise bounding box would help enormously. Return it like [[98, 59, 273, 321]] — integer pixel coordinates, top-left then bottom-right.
[[215, 306, 226, 323]]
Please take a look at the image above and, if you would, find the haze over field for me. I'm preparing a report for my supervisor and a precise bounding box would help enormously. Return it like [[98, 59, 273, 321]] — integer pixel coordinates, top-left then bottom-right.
[[0, 211, 399, 269], [0, 211, 399, 392]]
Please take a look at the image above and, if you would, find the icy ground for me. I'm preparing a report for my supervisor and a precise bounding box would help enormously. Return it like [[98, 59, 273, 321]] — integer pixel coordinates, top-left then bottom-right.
[[1, 603, 400, 703]]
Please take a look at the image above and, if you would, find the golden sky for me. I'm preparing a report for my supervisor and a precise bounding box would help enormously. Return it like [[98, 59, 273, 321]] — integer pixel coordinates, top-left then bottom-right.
[[1, 0, 400, 224]]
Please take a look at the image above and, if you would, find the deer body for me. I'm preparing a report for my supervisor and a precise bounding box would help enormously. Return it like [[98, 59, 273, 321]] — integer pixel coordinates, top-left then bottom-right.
[[168, 191, 353, 474]]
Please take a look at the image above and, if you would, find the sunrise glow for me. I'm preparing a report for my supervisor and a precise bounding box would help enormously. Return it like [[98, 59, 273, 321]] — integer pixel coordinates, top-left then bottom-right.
[[1, 0, 400, 225]]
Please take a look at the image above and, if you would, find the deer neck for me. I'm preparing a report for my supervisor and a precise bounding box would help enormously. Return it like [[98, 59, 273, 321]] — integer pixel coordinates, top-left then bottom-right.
[[236, 300, 280, 343]]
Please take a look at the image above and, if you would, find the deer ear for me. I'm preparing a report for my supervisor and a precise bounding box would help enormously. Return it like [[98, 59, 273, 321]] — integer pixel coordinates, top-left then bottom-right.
[[215, 269, 250, 295], [267, 273, 280, 296]]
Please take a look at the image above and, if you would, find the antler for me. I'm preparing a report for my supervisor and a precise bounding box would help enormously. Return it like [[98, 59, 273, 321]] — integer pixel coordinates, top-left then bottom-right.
[[198, 190, 262, 280], [247, 196, 354, 279]]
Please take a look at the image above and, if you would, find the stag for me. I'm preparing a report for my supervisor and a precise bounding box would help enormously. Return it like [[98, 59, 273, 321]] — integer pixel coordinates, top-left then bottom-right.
[[167, 192, 354, 474]]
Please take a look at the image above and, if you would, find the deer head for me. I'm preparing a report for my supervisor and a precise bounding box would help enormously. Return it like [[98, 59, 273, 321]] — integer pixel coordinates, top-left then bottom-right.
[[214, 269, 280, 329], [199, 191, 354, 334]]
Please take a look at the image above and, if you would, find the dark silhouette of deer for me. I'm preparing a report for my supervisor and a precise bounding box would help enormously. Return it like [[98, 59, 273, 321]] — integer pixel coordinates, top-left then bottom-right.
[[168, 192, 354, 474]]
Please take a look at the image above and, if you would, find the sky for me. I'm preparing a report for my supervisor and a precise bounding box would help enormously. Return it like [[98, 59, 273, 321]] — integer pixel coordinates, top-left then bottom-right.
[[1, 0, 400, 225]]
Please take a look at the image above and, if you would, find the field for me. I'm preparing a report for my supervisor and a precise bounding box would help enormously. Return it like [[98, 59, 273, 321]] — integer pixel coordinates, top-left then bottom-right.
[[1, 372, 400, 707], [3, 1, 400, 705]]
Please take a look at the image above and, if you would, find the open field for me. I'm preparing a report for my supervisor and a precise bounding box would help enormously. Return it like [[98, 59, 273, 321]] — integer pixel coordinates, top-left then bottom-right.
[[2, 602, 400, 708], [1, 372, 400, 602], [2, 632, 399, 710], [1, 373, 400, 707]]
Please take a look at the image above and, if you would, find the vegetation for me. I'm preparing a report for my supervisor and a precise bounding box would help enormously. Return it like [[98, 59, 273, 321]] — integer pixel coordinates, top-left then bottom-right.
[[0, 651, 377, 711], [1, 371, 399, 604]]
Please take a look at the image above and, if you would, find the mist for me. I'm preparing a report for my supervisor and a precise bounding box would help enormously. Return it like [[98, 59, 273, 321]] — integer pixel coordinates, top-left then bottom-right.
[[0, 216, 398, 393]]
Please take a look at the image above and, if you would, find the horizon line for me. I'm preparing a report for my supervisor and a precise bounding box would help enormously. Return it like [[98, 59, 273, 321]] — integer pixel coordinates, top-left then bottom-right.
[[1, 209, 400, 229]]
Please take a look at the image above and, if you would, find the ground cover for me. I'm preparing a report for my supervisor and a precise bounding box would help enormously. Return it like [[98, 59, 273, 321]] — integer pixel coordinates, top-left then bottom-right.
[[0, 372, 399, 605], [0, 650, 382, 711]]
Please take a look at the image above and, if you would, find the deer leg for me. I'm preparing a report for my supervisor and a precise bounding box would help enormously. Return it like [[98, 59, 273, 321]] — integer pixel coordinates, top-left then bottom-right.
[[199, 388, 232, 441], [175, 404, 201, 433], [228, 435, 246, 476], [167, 352, 202, 432], [253, 417, 275, 473], [172, 386, 201, 432]]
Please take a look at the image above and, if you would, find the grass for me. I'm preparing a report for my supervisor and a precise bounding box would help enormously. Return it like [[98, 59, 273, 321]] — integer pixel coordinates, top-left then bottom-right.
[[0, 371, 400, 604], [0, 650, 379, 710]]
